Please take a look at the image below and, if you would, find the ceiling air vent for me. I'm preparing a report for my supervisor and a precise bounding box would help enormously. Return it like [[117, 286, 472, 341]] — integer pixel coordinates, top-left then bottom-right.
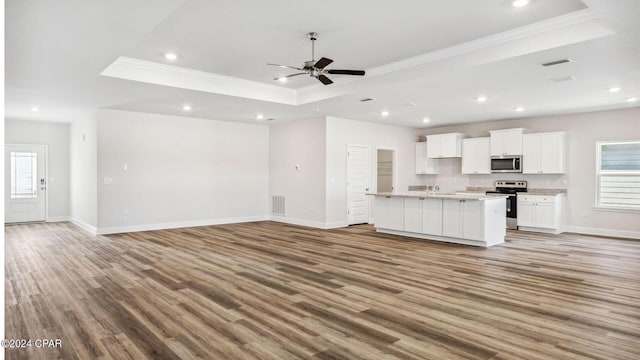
[[540, 59, 571, 67], [359, 97, 374, 102]]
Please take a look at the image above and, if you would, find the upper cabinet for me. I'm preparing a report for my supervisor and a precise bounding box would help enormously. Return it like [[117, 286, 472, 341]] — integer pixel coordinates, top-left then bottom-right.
[[522, 132, 566, 174], [415, 142, 439, 174], [426, 133, 464, 158], [490, 128, 526, 156], [462, 138, 491, 174]]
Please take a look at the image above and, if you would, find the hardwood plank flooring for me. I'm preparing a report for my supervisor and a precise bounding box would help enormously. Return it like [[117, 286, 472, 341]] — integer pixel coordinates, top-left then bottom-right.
[[5, 221, 640, 359]]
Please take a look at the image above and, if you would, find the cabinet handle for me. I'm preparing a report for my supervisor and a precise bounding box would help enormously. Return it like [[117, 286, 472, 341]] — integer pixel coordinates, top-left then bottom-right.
[[419, 197, 425, 200], [385, 196, 391, 199]]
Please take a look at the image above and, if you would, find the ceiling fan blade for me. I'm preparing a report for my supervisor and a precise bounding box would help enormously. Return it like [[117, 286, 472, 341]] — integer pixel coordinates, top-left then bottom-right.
[[317, 74, 333, 85], [314, 57, 333, 69], [273, 72, 307, 80], [267, 63, 303, 70], [326, 69, 366, 76]]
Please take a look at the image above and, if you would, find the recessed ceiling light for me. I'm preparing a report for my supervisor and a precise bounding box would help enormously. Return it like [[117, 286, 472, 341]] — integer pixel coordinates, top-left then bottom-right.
[[164, 53, 178, 61], [181, 104, 192, 111], [277, 77, 288, 83], [476, 96, 488, 103], [627, 97, 638, 102], [31, 106, 40, 112], [609, 87, 622, 93], [381, 111, 389, 117], [549, 75, 575, 82], [256, 114, 264, 120], [422, 117, 431, 123], [515, 107, 525, 112], [512, 0, 529, 7]]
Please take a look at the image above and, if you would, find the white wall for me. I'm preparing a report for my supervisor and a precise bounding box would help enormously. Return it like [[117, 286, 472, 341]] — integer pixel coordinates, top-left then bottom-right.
[[269, 117, 326, 227], [326, 116, 419, 225], [70, 113, 98, 231], [96, 109, 269, 234], [5, 119, 70, 220], [415, 107, 640, 237]]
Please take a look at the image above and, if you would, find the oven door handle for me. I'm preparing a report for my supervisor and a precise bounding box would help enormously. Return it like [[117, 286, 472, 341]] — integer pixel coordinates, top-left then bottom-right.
[[512, 158, 516, 170]]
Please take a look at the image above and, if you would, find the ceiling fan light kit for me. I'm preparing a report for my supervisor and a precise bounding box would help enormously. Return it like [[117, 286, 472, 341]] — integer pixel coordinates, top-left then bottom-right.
[[268, 32, 366, 85]]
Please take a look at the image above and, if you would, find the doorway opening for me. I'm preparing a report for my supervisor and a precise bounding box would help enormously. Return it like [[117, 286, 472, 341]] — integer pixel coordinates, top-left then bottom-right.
[[377, 148, 396, 193]]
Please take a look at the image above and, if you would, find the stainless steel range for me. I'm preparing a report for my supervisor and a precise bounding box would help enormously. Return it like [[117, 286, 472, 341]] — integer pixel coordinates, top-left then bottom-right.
[[486, 180, 527, 230]]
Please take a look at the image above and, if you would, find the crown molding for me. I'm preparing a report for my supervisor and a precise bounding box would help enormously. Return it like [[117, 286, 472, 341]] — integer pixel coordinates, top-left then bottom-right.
[[101, 57, 298, 105]]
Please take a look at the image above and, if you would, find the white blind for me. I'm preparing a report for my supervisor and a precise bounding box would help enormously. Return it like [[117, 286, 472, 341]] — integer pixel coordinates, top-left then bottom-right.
[[598, 141, 640, 209]]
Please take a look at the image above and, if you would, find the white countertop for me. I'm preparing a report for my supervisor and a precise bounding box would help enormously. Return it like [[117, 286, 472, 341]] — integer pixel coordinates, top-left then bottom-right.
[[366, 192, 508, 201]]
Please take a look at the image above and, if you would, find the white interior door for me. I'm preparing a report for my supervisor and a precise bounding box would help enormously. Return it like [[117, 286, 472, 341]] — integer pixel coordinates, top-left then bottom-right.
[[347, 145, 370, 225], [5, 144, 47, 223]]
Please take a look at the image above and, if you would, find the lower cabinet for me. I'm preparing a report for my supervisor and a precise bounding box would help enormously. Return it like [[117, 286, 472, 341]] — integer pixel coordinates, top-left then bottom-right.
[[403, 197, 442, 235], [374, 196, 404, 231], [517, 194, 563, 233], [442, 199, 484, 241]]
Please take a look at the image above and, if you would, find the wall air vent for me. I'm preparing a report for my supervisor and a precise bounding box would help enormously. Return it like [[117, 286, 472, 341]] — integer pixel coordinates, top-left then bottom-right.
[[272, 195, 285, 215], [540, 59, 571, 67], [359, 97, 374, 102], [549, 75, 575, 82]]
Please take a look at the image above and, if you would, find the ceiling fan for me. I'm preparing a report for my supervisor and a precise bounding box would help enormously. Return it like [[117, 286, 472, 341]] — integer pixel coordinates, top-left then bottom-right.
[[267, 32, 366, 85]]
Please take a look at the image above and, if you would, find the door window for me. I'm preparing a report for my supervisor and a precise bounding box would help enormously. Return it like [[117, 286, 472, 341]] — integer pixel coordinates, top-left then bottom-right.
[[10, 152, 38, 199]]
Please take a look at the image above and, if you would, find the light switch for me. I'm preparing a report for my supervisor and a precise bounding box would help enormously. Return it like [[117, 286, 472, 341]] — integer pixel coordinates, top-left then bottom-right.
[[103, 178, 114, 185]]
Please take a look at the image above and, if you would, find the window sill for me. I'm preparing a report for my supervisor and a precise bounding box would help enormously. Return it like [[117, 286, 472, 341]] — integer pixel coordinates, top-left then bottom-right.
[[593, 206, 640, 214]]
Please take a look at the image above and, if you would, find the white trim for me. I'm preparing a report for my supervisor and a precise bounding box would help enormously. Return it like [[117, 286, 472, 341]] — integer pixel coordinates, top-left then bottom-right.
[[377, 228, 503, 248], [563, 226, 640, 240], [69, 217, 98, 235], [46, 216, 69, 222], [593, 206, 640, 213], [101, 57, 298, 105], [325, 221, 349, 229], [268, 215, 347, 230], [517, 226, 562, 235], [97, 215, 269, 235]]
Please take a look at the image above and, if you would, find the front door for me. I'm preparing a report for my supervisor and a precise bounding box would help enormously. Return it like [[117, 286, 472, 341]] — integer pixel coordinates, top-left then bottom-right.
[[347, 145, 370, 225], [5, 144, 47, 223]]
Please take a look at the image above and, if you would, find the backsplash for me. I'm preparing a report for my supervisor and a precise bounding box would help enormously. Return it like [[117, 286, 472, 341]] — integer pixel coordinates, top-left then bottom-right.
[[417, 158, 569, 193]]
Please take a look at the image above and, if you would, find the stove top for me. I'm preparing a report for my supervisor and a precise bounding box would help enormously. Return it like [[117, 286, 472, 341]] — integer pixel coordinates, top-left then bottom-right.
[[487, 180, 527, 194]]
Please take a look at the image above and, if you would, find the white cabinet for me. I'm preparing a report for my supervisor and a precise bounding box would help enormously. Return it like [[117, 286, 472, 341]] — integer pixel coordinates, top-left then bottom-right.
[[426, 133, 464, 158], [462, 138, 491, 174], [490, 128, 525, 156], [415, 142, 439, 174], [517, 194, 563, 233], [522, 132, 566, 174], [442, 199, 483, 240], [374, 196, 404, 230], [403, 197, 442, 235], [422, 198, 443, 236]]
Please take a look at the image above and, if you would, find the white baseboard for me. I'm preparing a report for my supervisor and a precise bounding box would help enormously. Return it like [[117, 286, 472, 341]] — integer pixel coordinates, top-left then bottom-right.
[[97, 215, 269, 235], [563, 225, 640, 240], [69, 218, 98, 235], [47, 216, 70, 223], [268, 215, 349, 229], [324, 221, 349, 229]]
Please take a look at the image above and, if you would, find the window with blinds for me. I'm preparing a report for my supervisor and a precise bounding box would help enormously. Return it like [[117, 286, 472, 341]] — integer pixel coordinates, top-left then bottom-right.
[[597, 141, 640, 209]]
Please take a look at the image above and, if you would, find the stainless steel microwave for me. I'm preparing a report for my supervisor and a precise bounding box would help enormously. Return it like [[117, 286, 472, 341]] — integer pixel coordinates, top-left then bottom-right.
[[491, 156, 522, 173]]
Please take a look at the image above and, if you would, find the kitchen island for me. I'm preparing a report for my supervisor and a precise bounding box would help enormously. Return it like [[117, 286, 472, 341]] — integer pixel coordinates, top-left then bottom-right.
[[368, 192, 507, 247]]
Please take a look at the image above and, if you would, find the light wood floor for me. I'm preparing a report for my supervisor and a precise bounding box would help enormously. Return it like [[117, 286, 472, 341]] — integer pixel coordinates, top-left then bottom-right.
[[5, 221, 640, 359]]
